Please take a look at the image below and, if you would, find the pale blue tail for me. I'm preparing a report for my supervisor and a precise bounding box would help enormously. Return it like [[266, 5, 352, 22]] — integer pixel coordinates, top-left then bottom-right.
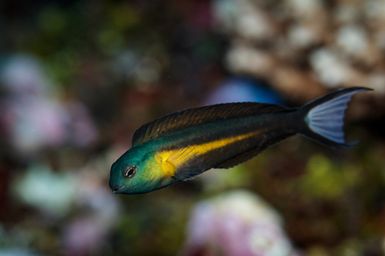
[[301, 87, 371, 146]]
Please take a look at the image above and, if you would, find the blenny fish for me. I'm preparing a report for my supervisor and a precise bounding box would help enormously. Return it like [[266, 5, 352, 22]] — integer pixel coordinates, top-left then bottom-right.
[[109, 87, 371, 194]]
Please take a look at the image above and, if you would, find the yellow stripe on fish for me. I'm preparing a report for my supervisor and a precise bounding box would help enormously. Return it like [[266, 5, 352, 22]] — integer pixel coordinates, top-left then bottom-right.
[[109, 87, 371, 194], [155, 132, 257, 177]]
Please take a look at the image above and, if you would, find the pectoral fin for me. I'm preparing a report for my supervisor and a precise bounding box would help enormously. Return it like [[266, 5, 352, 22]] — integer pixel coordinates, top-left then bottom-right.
[[165, 146, 206, 181], [162, 159, 177, 178], [156, 146, 199, 178]]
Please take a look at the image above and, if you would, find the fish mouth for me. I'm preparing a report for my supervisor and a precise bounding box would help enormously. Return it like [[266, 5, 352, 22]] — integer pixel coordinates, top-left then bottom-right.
[[111, 185, 125, 194]]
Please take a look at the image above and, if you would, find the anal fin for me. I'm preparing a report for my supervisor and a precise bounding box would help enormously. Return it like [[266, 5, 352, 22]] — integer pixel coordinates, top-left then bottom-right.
[[215, 147, 265, 169], [214, 133, 292, 169]]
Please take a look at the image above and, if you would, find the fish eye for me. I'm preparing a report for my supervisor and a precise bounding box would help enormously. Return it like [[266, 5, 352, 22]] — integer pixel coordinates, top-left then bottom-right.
[[123, 166, 137, 178]]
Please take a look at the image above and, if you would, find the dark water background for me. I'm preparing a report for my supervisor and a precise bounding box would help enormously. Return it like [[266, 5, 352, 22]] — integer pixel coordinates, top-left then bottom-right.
[[1, 1, 384, 255]]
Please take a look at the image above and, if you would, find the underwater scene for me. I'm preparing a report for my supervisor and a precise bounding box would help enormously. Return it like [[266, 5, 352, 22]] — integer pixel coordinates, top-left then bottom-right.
[[1, 1, 385, 255]]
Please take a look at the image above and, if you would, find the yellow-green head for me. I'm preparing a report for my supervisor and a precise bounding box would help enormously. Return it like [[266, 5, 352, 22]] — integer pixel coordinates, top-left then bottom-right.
[[109, 145, 172, 194]]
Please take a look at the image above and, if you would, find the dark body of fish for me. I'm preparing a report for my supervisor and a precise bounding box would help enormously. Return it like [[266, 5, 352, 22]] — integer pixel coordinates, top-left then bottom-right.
[[109, 87, 371, 194]]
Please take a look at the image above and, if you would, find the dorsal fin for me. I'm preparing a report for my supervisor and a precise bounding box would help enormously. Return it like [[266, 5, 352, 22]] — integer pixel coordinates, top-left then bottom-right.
[[132, 102, 286, 146]]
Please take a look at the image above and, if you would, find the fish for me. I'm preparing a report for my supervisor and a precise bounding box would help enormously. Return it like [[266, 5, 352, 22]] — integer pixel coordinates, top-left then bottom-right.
[[109, 87, 371, 194]]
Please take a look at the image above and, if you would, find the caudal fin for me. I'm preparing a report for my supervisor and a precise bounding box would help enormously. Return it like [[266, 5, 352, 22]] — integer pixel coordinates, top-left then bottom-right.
[[300, 87, 372, 146]]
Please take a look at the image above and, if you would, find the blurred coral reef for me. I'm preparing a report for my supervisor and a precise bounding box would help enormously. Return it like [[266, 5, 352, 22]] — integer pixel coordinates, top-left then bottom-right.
[[182, 191, 297, 256], [215, 0, 385, 97], [0, 0, 385, 255]]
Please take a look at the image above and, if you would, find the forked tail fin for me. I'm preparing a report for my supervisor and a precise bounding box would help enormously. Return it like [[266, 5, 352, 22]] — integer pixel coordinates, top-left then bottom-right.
[[300, 87, 372, 147]]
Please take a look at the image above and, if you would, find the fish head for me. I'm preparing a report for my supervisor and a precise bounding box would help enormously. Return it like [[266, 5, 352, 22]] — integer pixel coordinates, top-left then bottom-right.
[[109, 145, 167, 194]]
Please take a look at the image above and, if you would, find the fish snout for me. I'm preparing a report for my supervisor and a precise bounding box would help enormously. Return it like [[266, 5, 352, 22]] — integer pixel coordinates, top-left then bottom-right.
[[111, 185, 124, 194], [109, 179, 124, 193]]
